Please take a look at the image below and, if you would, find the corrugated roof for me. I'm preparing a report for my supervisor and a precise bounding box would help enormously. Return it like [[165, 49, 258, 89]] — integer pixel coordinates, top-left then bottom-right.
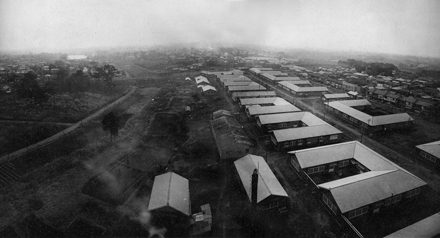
[[260, 73, 276, 81], [247, 104, 300, 116], [384, 212, 440, 238], [228, 85, 266, 92], [416, 140, 440, 158], [272, 124, 342, 142], [240, 97, 290, 106], [234, 154, 288, 203], [148, 172, 190, 216], [319, 170, 427, 213]]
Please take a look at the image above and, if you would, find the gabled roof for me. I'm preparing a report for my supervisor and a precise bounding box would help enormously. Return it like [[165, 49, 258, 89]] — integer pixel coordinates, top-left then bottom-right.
[[247, 104, 300, 116], [148, 172, 190, 216], [240, 97, 290, 106], [323, 93, 350, 99], [212, 109, 233, 120], [258, 112, 325, 126], [232, 91, 277, 98], [327, 100, 413, 126], [228, 85, 266, 92], [272, 124, 342, 142], [234, 154, 288, 203], [279, 80, 311, 86], [218, 75, 251, 82], [272, 76, 300, 81], [289, 141, 399, 170], [416, 140, 440, 158], [384, 212, 440, 238], [318, 170, 427, 213], [195, 76, 210, 85], [198, 85, 217, 92], [223, 81, 255, 87]]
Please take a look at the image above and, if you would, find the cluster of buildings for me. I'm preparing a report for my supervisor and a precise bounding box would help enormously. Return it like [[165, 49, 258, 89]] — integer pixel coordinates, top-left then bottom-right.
[[202, 67, 435, 237]]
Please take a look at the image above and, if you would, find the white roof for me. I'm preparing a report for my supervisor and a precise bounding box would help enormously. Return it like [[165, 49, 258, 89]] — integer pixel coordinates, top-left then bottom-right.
[[234, 154, 288, 203], [185, 77, 191, 80], [218, 75, 250, 81], [260, 73, 276, 81], [240, 97, 290, 106], [198, 85, 217, 92], [278, 82, 328, 92], [416, 140, 440, 158], [258, 112, 325, 126], [223, 81, 254, 87], [318, 170, 426, 213], [384, 212, 440, 238], [289, 141, 398, 170], [148, 172, 190, 216], [247, 105, 300, 116], [272, 124, 342, 142], [279, 80, 311, 86], [195, 76, 210, 85], [272, 77, 300, 81], [328, 100, 413, 126], [232, 91, 277, 98], [323, 93, 350, 99], [228, 85, 266, 92]]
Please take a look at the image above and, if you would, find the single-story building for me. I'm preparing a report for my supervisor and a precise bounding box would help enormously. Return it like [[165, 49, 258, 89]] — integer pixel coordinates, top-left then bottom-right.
[[227, 84, 266, 94], [234, 154, 289, 213], [278, 82, 329, 97], [383, 212, 440, 238], [148, 172, 191, 217], [239, 97, 290, 110], [212, 109, 233, 120], [195, 76, 210, 85], [325, 100, 414, 133], [211, 112, 253, 160], [246, 104, 301, 120], [231, 91, 277, 102], [270, 124, 342, 151], [249, 68, 273, 75], [415, 140, 440, 170], [321, 93, 351, 102], [257, 111, 325, 132], [223, 81, 256, 90], [197, 85, 218, 95], [289, 141, 427, 220]]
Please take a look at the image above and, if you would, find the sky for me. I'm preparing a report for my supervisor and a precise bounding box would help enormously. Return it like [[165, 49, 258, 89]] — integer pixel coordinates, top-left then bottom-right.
[[1, 0, 440, 57]]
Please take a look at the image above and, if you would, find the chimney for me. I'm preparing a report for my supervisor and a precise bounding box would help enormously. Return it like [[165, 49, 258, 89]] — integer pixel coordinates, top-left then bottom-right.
[[251, 169, 258, 208]]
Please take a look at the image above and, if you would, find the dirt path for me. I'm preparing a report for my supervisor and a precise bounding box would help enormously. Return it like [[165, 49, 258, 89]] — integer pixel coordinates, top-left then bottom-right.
[[0, 87, 137, 164], [0, 120, 74, 127], [248, 74, 440, 192]]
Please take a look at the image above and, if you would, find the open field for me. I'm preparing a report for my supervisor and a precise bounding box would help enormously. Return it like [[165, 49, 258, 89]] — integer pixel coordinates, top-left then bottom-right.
[[0, 92, 113, 123]]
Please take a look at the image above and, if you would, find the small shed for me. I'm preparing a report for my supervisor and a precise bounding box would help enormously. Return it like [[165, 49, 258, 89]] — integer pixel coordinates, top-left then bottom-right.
[[148, 172, 190, 217]]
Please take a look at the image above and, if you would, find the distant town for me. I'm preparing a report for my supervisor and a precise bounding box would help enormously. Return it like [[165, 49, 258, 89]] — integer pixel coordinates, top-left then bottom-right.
[[0, 45, 440, 238]]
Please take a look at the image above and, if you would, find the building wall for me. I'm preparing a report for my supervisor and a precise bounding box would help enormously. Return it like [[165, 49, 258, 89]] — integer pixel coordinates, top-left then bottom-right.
[[418, 149, 439, 168], [325, 105, 413, 133], [271, 133, 342, 151], [257, 120, 306, 133]]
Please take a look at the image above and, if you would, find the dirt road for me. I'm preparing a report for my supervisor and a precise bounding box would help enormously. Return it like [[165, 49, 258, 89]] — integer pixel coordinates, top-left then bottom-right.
[[0, 87, 137, 164]]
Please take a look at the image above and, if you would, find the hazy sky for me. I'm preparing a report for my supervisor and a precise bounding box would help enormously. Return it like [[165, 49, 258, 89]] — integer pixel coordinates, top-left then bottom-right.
[[1, 0, 439, 57]]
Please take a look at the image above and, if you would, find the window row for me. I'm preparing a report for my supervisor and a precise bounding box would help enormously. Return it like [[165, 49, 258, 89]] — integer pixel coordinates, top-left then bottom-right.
[[406, 188, 421, 198], [308, 165, 325, 174], [322, 194, 338, 214], [421, 151, 437, 163], [348, 206, 369, 219]]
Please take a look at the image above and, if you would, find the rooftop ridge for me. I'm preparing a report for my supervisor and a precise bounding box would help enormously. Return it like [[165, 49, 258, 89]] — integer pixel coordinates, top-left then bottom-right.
[[323, 170, 397, 190]]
